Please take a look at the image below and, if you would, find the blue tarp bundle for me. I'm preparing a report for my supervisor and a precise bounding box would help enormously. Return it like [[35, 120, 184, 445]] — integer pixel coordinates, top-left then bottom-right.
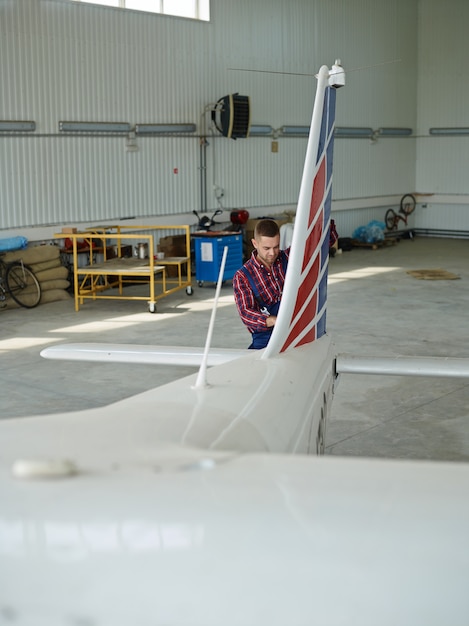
[[0, 236, 28, 253], [352, 221, 386, 244]]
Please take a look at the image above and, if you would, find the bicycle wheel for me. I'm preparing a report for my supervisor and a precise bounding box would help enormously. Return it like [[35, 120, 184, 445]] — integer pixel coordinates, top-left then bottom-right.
[[385, 208, 397, 230], [5, 262, 41, 308], [400, 193, 416, 216]]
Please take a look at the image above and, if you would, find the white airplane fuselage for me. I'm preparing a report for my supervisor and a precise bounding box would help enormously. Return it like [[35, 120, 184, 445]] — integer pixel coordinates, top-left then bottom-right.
[[1, 335, 335, 464]]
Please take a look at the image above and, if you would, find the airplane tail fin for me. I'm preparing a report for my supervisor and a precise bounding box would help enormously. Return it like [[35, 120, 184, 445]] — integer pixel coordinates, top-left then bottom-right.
[[263, 62, 344, 358]]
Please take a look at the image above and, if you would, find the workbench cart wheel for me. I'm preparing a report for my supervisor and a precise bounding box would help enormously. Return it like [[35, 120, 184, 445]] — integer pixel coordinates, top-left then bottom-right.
[[186, 286, 193, 295], [148, 302, 157, 313]]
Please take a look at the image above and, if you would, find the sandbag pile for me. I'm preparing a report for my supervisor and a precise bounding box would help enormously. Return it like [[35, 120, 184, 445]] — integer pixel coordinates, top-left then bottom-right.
[[2, 244, 71, 308]]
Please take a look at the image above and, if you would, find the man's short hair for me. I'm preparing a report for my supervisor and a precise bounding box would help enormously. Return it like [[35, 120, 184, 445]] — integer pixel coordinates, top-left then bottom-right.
[[254, 219, 280, 239]]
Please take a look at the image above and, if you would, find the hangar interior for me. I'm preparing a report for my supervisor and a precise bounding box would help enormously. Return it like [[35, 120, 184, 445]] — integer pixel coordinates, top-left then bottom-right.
[[1, 0, 469, 462]]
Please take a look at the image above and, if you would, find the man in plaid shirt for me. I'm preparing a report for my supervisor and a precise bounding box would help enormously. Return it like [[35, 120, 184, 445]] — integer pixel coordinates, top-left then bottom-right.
[[233, 219, 290, 349]]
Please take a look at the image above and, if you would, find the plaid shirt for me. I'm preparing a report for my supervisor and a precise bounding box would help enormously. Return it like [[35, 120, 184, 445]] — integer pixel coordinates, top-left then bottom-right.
[[233, 248, 290, 334]]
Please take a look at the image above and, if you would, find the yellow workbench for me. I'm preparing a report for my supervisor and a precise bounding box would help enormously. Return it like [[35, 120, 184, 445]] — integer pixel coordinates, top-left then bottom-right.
[[57, 225, 192, 312]]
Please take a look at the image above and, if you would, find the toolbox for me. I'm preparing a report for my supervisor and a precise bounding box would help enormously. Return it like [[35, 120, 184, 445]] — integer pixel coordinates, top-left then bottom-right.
[[192, 232, 243, 286]]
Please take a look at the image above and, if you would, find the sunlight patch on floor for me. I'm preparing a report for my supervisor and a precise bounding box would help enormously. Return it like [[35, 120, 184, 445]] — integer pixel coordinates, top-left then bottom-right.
[[0, 337, 61, 352], [329, 266, 401, 284], [48, 296, 234, 334], [49, 319, 149, 334]]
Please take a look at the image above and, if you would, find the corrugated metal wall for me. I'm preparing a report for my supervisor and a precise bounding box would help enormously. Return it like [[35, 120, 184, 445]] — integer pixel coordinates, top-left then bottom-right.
[[417, 0, 469, 192], [1, 0, 421, 234], [414, 201, 469, 235]]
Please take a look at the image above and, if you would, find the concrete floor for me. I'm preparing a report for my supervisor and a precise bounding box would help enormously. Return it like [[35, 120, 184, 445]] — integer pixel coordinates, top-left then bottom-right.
[[1, 236, 469, 462]]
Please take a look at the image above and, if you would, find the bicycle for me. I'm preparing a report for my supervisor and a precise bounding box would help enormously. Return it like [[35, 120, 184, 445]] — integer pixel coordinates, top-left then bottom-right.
[[0, 255, 41, 308], [385, 193, 416, 232]]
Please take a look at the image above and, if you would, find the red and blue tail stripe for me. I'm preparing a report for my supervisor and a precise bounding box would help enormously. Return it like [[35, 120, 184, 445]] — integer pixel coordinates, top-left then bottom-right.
[[263, 66, 339, 358]]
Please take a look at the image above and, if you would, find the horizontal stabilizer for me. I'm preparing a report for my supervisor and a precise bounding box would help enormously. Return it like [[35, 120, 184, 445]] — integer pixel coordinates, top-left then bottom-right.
[[41, 343, 245, 367], [336, 354, 469, 379]]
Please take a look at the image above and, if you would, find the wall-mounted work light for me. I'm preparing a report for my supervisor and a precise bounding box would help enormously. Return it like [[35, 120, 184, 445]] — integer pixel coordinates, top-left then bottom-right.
[[376, 127, 413, 137], [0, 121, 36, 132], [59, 121, 131, 132], [135, 123, 196, 134], [281, 126, 309, 136], [249, 125, 274, 136], [429, 127, 469, 136], [335, 127, 373, 138]]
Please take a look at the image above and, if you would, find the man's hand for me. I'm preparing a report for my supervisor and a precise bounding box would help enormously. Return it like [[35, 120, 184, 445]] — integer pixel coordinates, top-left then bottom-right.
[[265, 315, 277, 328]]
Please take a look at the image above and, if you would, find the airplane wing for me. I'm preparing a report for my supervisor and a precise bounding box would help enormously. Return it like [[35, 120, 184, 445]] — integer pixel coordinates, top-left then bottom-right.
[[40, 343, 245, 366], [337, 354, 469, 378], [41, 345, 469, 378], [1, 431, 469, 625]]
